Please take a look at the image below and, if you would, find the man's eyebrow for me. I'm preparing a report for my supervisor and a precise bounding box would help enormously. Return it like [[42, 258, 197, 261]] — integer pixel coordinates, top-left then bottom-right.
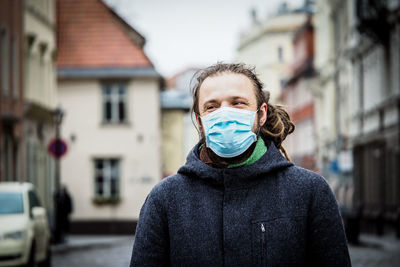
[[202, 100, 218, 109], [230, 96, 249, 102], [201, 96, 250, 110]]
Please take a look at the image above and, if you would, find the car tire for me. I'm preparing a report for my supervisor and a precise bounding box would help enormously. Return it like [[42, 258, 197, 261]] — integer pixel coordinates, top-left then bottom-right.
[[25, 242, 36, 267], [38, 244, 51, 267]]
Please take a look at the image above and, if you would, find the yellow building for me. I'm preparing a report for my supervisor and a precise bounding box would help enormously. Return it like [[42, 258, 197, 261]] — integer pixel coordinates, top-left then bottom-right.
[[161, 69, 198, 177]]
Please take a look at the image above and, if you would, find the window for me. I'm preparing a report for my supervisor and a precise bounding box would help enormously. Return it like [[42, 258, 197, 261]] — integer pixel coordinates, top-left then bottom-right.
[[278, 46, 284, 63], [28, 190, 41, 217], [39, 42, 46, 92], [28, 190, 42, 209], [102, 84, 127, 124], [94, 159, 120, 202], [12, 34, 19, 99], [0, 192, 24, 214], [1, 27, 9, 98]]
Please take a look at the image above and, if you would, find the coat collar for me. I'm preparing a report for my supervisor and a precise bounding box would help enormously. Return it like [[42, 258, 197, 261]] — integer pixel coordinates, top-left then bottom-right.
[[178, 140, 293, 189]]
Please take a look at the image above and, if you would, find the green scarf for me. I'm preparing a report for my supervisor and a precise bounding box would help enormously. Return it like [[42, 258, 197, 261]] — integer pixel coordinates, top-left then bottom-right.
[[227, 137, 267, 168]]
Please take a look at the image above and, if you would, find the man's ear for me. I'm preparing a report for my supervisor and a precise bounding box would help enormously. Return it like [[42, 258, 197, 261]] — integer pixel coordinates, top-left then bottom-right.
[[259, 103, 267, 126], [195, 113, 203, 130]]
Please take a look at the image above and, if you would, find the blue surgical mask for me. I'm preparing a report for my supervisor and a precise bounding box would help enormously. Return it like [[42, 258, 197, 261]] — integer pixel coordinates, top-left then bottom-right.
[[201, 106, 257, 158]]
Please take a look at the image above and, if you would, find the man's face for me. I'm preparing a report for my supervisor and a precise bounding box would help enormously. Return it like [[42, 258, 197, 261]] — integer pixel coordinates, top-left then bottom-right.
[[196, 72, 267, 138]]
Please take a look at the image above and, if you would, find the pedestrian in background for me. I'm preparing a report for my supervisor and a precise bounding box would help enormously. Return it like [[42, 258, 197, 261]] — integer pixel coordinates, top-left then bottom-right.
[[130, 63, 351, 266], [54, 185, 73, 243]]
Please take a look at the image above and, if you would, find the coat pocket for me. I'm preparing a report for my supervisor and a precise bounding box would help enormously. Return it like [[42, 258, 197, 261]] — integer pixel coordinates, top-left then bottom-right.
[[252, 216, 307, 267], [251, 221, 267, 266]]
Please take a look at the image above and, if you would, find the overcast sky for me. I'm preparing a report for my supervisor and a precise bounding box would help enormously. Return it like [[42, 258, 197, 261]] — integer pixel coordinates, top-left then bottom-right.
[[103, 0, 303, 77]]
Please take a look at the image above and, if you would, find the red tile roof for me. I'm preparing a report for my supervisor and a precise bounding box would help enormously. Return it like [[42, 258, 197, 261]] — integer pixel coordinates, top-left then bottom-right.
[[57, 0, 153, 68], [166, 67, 200, 89]]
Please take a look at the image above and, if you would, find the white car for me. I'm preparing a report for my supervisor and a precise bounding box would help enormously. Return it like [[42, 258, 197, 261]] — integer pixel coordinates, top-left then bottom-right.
[[0, 182, 51, 267]]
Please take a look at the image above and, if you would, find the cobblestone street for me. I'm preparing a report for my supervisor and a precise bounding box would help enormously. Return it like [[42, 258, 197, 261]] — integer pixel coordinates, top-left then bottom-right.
[[52, 236, 134, 267], [349, 234, 400, 267], [52, 234, 400, 267]]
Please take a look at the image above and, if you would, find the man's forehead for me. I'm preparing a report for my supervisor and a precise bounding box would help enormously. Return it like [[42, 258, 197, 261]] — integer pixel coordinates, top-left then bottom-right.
[[201, 72, 252, 86], [200, 73, 255, 96], [202, 94, 250, 103]]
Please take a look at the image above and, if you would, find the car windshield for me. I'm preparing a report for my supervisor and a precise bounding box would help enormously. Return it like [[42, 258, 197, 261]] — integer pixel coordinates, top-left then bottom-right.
[[0, 192, 24, 214]]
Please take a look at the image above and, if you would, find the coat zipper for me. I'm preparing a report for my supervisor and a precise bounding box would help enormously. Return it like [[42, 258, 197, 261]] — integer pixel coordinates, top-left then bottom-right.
[[261, 223, 266, 266]]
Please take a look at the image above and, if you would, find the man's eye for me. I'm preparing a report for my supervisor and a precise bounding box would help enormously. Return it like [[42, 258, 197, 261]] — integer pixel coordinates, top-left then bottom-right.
[[206, 106, 215, 110], [234, 102, 244, 105]]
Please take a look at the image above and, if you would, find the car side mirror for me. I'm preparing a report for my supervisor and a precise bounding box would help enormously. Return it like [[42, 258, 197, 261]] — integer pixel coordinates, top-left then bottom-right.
[[31, 206, 46, 219]]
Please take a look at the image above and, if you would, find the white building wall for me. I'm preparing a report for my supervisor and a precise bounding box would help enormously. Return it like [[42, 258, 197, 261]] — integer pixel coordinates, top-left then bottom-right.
[[363, 47, 386, 112], [282, 79, 316, 160], [349, 60, 360, 139], [313, 0, 357, 180], [24, 0, 57, 110], [237, 32, 294, 100], [295, 80, 313, 108], [349, 14, 400, 139], [284, 117, 315, 161], [296, 118, 315, 156], [314, 0, 334, 71], [315, 80, 336, 148], [313, 0, 337, 172], [59, 78, 161, 220], [390, 24, 400, 97], [22, 0, 57, 223]]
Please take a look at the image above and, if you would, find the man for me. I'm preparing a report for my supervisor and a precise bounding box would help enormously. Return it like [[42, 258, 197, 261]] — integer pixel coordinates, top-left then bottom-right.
[[130, 63, 351, 266]]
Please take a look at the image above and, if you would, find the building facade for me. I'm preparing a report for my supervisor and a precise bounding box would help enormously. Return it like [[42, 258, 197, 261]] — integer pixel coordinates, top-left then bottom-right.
[[0, 0, 24, 182], [313, 0, 354, 211], [23, 0, 58, 227], [282, 16, 317, 171], [314, 0, 400, 236], [348, 0, 400, 234], [237, 3, 311, 103], [161, 68, 199, 177], [57, 0, 162, 234]]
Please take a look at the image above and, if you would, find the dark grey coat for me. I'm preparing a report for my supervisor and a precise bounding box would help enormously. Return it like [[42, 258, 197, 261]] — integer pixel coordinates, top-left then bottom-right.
[[130, 141, 351, 267]]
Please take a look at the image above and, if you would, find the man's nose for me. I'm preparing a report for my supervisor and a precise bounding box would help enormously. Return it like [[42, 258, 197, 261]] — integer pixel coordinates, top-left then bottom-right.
[[220, 102, 232, 108]]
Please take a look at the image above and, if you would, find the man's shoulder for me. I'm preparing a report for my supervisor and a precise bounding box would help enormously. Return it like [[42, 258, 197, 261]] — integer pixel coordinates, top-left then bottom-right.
[[280, 165, 330, 191], [148, 173, 189, 199], [285, 165, 322, 179]]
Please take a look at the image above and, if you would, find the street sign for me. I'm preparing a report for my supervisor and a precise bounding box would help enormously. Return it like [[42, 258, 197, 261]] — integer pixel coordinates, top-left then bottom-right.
[[48, 138, 68, 159]]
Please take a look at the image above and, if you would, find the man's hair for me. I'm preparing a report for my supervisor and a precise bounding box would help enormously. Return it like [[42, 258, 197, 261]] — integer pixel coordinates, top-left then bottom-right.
[[191, 62, 295, 161]]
